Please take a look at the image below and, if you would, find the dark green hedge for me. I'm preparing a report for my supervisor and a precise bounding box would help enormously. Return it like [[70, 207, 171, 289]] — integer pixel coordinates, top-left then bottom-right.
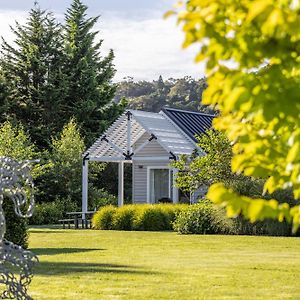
[[3, 200, 28, 248]]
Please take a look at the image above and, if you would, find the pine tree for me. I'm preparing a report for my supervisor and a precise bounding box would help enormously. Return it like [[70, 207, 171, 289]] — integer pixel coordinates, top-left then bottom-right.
[[1, 4, 66, 148], [63, 0, 122, 146]]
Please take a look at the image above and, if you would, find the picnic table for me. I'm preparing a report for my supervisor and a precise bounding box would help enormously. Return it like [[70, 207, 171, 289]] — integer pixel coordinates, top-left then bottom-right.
[[59, 211, 95, 229]]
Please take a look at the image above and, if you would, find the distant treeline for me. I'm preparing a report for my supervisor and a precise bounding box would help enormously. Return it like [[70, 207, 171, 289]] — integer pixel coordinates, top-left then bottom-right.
[[115, 75, 214, 113]]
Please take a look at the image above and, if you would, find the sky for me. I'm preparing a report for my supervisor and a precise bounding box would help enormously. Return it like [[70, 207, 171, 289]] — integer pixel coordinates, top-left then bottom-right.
[[0, 0, 206, 82]]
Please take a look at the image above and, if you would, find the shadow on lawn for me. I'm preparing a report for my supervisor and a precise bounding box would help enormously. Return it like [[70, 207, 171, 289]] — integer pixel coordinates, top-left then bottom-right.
[[31, 248, 104, 256], [35, 262, 158, 276]]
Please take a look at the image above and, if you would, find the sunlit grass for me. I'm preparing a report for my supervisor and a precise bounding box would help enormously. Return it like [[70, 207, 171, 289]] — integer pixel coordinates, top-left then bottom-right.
[[29, 227, 300, 299]]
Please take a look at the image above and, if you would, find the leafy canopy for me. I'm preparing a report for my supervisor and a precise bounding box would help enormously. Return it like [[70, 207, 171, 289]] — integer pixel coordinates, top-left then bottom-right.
[[0, 121, 44, 178], [168, 1, 300, 230], [173, 130, 233, 193]]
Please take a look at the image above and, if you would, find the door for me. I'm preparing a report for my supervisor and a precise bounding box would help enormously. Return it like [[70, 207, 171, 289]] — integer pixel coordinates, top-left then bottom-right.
[[148, 168, 171, 203]]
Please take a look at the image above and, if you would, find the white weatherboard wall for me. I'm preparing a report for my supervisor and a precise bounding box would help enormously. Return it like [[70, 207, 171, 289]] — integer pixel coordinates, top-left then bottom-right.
[[132, 132, 170, 203]]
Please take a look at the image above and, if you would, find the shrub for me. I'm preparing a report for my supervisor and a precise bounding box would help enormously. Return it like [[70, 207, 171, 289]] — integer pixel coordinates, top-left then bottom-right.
[[30, 202, 63, 225], [133, 204, 187, 231], [133, 206, 169, 231], [30, 197, 77, 225], [92, 205, 117, 230], [112, 205, 136, 230], [234, 217, 296, 237], [92, 204, 188, 231], [158, 204, 187, 229], [172, 200, 237, 234]]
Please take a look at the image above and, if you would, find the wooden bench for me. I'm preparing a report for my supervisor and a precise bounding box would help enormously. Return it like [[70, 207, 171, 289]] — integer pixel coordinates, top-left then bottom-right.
[[58, 218, 75, 229], [74, 218, 92, 229]]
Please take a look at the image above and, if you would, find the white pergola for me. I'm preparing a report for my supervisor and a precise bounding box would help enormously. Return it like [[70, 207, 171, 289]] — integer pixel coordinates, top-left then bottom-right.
[[82, 109, 196, 218]]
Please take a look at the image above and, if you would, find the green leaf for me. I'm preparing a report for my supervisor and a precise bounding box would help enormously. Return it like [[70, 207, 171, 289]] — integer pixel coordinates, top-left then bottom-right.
[[246, 0, 272, 22]]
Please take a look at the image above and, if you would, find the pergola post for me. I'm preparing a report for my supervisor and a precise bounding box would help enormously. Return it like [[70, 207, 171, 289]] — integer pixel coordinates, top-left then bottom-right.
[[118, 161, 124, 207], [172, 168, 179, 203], [82, 158, 89, 219]]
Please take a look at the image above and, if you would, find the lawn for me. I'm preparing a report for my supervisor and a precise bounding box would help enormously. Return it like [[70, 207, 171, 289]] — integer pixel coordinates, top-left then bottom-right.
[[28, 227, 300, 299]]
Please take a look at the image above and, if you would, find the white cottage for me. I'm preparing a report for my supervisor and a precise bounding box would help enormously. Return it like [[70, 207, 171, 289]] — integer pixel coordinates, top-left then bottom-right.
[[81, 107, 214, 215]]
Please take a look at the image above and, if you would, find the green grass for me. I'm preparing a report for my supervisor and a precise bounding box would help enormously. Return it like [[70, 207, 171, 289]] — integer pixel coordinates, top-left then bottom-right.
[[28, 227, 300, 299]]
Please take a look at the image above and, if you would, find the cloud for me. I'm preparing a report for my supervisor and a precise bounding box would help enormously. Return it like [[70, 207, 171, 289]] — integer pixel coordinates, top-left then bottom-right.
[[0, 10, 27, 44], [0, 9, 206, 82], [99, 11, 205, 81]]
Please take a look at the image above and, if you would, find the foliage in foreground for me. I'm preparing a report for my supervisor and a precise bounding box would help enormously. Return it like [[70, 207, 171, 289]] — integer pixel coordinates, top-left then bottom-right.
[[169, 1, 300, 230]]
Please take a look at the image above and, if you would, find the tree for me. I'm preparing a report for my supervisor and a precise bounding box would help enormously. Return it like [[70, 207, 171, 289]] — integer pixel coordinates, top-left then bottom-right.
[[0, 71, 10, 124], [167, 76, 210, 112], [1, 0, 124, 148], [169, 1, 300, 230], [0, 122, 41, 247], [38, 119, 85, 205], [173, 130, 234, 194], [38, 119, 106, 208], [1, 4, 66, 148], [63, 0, 123, 146], [115, 76, 210, 113]]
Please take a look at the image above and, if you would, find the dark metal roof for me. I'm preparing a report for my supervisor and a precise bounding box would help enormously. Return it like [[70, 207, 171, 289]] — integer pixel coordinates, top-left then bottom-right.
[[161, 107, 215, 142]]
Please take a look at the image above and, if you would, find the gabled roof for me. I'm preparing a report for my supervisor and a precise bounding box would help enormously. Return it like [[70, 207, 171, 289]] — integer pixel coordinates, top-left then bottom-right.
[[161, 107, 215, 142], [85, 109, 196, 161], [131, 110, 195, 156]]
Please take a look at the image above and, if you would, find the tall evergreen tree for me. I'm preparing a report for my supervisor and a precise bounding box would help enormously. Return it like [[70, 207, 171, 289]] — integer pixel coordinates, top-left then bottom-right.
[[0, 70, 10, 123], [63, 0, 122, 146], [1, 4, 66, 148]]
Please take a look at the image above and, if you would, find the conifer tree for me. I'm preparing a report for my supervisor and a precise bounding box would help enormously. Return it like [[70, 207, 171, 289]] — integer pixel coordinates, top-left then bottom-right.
[[63, 0, 122, 145], [0, 71, 9, 124], [1, 4, 66, 148]]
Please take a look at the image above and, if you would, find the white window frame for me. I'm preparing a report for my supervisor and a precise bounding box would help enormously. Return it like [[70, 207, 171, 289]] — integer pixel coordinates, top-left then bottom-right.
[[147, 166, 172, 204]]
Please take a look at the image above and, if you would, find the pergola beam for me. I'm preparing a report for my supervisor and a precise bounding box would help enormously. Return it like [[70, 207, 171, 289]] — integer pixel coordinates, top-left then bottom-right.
[[101, 135, 125, 156]]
